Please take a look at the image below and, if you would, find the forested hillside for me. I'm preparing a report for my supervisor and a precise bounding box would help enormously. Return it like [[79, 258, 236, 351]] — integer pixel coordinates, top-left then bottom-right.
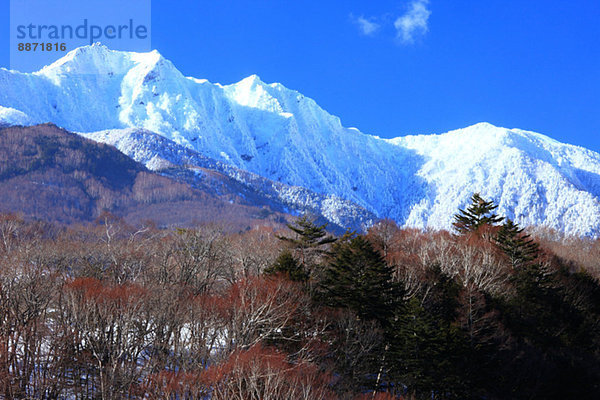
[[0, 195, 598, 399], [0, 124, 288, 229]]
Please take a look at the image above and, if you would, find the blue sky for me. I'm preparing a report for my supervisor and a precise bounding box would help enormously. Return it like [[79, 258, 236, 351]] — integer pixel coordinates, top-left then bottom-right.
[[1, 0, 599, 150]]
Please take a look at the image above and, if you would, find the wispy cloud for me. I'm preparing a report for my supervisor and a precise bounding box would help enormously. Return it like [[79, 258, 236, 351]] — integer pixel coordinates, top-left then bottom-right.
[[394, 0, 431, 44], [350, 1, 432, 45], [352, 15, 381, 36]]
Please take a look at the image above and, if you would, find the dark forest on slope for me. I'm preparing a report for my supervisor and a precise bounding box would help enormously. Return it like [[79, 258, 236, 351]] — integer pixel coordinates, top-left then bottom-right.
[[0, 195, 599, 399], [0, 124, 289, 230]]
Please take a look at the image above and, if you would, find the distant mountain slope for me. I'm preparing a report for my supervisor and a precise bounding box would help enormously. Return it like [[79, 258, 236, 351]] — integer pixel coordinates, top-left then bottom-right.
[[79, 128, 375, 231], [385, 123, 600, 235], [2, 44, 600, 236], [0, 124, 290, 229]]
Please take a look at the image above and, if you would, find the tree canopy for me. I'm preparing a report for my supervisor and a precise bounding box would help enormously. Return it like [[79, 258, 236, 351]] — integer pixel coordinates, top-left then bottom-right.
[[453, 193, 504, 234]]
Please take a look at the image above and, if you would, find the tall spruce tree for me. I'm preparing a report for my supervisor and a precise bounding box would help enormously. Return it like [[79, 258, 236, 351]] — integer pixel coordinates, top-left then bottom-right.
[[276, 215, 337, 279], [495, 219, 539, 268], [318, 235, 401, 327], [264, 249, 308, 282], [387, 267, 469, 399], [453, 193, 504, 234], [318, 234, 403, 393]]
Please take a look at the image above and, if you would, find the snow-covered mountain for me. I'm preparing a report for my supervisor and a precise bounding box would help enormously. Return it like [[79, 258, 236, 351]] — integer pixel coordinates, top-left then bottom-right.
[[0, 105, 34, 127], [79, 128, 376, 231], [2, 44, 600, 236], [386, 123, 600, 236]]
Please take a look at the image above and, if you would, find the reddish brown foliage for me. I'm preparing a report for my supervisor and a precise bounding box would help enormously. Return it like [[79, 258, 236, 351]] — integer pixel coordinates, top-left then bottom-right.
[[65, 277, 148, 308], [144, 370, 208, 399], [207, 344, 335, 400]]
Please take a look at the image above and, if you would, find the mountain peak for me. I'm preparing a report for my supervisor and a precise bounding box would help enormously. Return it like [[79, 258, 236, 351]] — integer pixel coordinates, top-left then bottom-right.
[[468, 122, 498, 129], [246, 73, 262, 81], [37, 44, 163, 77], [237, 74, 268, 87], [453, 122, 563, 150]]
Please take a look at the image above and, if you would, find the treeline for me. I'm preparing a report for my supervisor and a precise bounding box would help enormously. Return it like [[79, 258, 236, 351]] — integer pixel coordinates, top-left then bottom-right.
[[0, 194, 599, 399]]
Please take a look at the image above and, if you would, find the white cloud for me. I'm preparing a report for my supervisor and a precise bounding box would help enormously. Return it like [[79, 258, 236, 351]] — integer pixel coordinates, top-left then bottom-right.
[[353, 15, 381, 36], [394, 0, 431, 44]]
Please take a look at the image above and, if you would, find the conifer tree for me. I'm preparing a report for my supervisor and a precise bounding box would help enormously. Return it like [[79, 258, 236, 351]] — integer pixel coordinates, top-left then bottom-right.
[[453, 193, 504, 234], [264, 250, 308, 282], [389, 297, 468, 398], [276, 215, 337, 278], [318, 235, 401, 327], [317, 235, 403, 393], [387, 267, 468, 399], [495, 219, 539, 268]]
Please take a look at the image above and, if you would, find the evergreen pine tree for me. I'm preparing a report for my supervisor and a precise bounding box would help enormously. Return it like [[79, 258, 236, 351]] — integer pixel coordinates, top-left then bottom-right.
[[495, 219, 539, 268], [387, 268, 469, 399], [389, 297, 468, 399], [264, 250, 308, 282], [317, 234, 403, 393], [318, 235, 401, 327], [276, 215, 337, 278], [453, 193, 504, 234]]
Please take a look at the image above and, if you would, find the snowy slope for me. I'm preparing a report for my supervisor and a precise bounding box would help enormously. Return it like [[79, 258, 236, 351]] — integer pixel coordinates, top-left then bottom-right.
[[387, 123, 600, 235], [0, 105, 34, 126], [79, 128, 376, 231], [2, 44, 600, 236]]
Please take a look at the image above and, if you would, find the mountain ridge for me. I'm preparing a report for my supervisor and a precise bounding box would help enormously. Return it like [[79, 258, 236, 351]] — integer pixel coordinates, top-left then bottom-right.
[[2, 44, 600, 236], [79, 127, 376, 231]]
